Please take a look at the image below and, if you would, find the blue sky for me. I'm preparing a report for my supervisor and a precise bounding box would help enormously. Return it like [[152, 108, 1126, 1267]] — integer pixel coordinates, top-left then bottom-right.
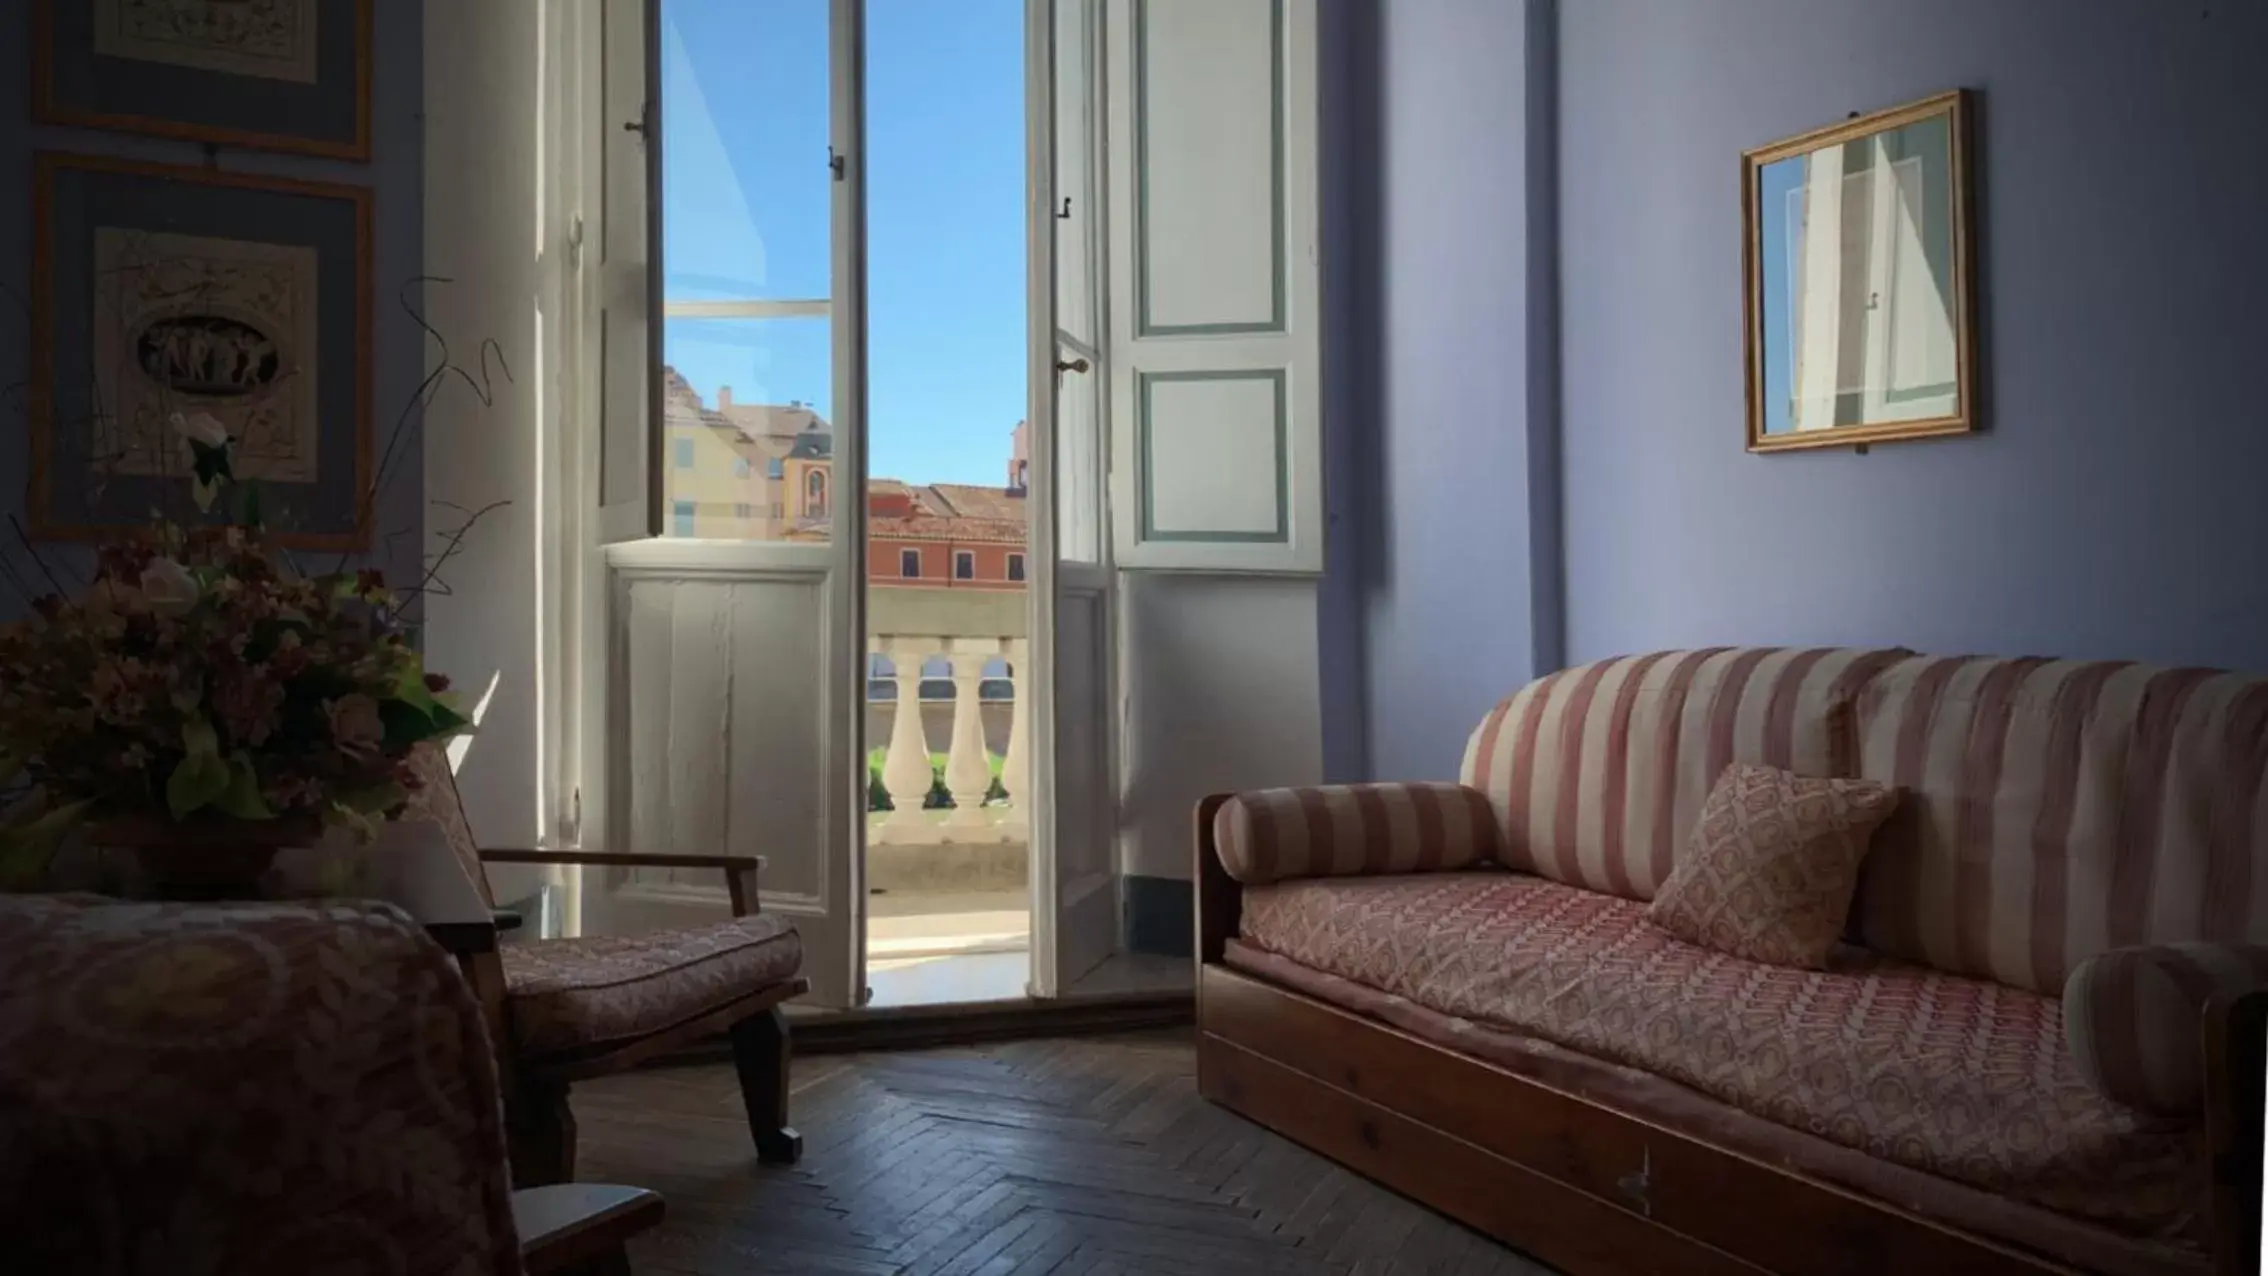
[[662, 0, 1028, 487]]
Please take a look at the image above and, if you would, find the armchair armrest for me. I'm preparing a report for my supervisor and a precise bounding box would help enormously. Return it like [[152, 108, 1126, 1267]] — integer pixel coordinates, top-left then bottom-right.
[[2064, 941, 2268, 1116], [478, 849, 767, 917], [1207, 782, 1501, 886]]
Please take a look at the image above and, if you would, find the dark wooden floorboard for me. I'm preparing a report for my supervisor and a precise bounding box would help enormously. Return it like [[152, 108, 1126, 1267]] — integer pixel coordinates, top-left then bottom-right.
[[574, 1030, 1555, 1275]]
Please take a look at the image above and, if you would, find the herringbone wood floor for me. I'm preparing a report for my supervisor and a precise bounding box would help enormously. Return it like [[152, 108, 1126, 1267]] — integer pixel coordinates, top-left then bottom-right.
[[574, 1030, 1554, 1275]]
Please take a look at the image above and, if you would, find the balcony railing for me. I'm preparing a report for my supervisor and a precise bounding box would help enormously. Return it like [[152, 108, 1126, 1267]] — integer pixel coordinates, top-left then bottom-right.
[[867, 634, 1028, 848]]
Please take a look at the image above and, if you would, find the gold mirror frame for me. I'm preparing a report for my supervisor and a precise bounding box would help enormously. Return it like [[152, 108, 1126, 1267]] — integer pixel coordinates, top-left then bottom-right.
[[1743, 89, 1978, 453]]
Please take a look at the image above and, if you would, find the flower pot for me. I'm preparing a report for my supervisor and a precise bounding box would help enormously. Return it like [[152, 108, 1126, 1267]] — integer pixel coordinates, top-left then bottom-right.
[[94, 815, 326, 902]]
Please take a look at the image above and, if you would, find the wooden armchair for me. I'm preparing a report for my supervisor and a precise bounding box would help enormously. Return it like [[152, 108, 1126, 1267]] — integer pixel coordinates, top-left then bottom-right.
[[406, 748, 808, 1187]]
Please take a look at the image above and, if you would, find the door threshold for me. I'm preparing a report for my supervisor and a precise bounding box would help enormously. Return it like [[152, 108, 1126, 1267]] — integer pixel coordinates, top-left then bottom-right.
[[788, 985, 1192, 1054]]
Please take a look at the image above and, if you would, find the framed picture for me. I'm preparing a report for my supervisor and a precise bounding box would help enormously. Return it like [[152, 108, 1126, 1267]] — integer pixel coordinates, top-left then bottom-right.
[[32, 0, 373, 162], [31, 153, 373, 551], [1743, 89, 1978, 453]]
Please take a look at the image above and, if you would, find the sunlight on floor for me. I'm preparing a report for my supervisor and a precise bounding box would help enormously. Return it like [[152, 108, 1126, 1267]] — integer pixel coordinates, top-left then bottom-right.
[[865, 887, 1032, 1007]]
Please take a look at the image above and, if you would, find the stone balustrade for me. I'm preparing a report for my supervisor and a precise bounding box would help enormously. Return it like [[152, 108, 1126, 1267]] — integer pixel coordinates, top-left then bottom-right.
[[868, 633, 1029, 848]]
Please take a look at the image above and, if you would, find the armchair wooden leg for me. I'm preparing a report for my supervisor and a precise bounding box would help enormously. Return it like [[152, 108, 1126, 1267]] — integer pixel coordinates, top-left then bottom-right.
[[508, 1078, 579, 1188], [729, 1007, 801, 1165]]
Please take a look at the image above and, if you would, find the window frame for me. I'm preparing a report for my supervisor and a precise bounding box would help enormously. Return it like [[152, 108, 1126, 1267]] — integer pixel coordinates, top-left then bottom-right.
[[1006, 551, 1026, 582], [953, 550, 976, 581], [899, 548, 922, 578]]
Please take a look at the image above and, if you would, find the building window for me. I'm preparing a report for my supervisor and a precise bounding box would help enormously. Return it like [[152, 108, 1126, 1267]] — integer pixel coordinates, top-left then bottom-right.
[[733, 457, 750, 479], [767, 457, 784, 479], [899, 548, 921, 578], [674, 438, 695, 469], [1006, 552, 1025, 582], [735, 502, 753, 520], [954, 551, 975, 581], [672, 500, 696, 536], [807, 470, 829, 517]]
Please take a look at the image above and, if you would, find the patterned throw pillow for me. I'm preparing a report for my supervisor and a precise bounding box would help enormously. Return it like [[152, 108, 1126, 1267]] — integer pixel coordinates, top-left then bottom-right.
[[1645, 763, 1899, 969]]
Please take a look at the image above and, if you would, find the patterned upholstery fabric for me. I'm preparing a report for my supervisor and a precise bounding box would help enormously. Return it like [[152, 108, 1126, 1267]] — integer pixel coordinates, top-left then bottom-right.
[[1239, 872, 2199, 1238], [1849, 657, 2268, 993], [1211, 782, 1499, 885], [502, 914, 803, 1060], [2065, 942, 2268, 1116], [403, 743, 496, 909], [1224, 942, 2207, 1276], [1460, 647, 1912, 900], [0, 894, 522, 1276], [1645, 764, 1899, 968]]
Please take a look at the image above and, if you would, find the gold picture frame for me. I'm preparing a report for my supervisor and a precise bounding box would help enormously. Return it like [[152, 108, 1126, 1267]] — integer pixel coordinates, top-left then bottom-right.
[[31, 0, 374, 162], [1743, 89, 1978, 453]]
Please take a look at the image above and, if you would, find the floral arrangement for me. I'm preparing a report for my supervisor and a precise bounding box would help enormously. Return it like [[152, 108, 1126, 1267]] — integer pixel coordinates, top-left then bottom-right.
[[0, 413, 470, 877]]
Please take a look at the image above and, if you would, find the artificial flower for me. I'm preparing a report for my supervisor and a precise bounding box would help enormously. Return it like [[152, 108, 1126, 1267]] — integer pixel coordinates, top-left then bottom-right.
[[324, 693, 386, 758], [138, 559, 200, 617]]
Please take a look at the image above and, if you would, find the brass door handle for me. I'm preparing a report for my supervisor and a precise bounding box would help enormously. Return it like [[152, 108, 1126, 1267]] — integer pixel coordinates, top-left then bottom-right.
[[1054, 357, 1090, 375]]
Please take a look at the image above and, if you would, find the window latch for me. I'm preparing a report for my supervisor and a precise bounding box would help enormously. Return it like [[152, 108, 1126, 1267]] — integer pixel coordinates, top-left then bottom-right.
[[829, 147, 846, 181]]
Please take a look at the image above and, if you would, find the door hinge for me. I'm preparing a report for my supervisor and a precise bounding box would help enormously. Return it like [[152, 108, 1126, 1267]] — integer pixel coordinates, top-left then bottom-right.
[[567, 214, 585, 267], [828, 146, 847, 181], [563, 786, 584, 846]]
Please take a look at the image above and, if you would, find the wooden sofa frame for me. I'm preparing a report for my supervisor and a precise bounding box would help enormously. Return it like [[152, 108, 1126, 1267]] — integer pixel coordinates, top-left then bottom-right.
[[1192, 794, 2266, 1276]]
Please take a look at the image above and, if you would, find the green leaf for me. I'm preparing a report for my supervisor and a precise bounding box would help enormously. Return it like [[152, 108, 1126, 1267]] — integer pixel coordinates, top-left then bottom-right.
[[240, 480, 264, 531], [212, 754, 275, 820], [323, 801, 379, 844], [392, 658, 441, 714], [334, 780, 407, 817], [379, 698, 439, 750], [166, 717, 231, 819], [0, 798, 94, 889]]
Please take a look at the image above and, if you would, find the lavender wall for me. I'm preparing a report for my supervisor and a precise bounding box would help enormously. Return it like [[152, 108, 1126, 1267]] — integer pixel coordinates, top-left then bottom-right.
[[1559, 0, 2268, 670], [0, 0, 425, 614], [1337, 0, 1563, 782]]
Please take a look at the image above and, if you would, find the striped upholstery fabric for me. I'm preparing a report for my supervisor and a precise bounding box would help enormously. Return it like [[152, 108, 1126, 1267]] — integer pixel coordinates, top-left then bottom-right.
[[1459, 648, 1911, 900], [1851, 658, 2268, 993], [2064, 942, 2268, 1115], [1210, 783, 1499, 885]]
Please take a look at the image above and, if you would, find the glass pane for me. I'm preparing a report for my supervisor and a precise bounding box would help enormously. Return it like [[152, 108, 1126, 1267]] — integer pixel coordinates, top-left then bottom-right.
[[1758, 112, 1960, 437], [661, 0, 831, 304], [662, 316, 834, 540]]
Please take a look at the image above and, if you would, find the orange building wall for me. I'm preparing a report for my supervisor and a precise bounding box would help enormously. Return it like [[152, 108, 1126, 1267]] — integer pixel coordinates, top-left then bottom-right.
[[870, 536, 1026, 590]]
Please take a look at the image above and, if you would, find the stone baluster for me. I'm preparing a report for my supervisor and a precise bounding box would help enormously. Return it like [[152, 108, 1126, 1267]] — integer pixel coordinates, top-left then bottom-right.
[[998, 637, 1029, 837], [878, 638, 938, 835], [942, 638, 1000, 827]]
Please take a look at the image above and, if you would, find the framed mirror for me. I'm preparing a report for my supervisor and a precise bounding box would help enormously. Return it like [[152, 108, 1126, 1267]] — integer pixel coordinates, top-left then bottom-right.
[[1744, 89, 1977, 452]]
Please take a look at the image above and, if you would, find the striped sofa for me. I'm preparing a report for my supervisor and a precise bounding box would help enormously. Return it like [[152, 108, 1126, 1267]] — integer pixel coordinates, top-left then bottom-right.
[[1203, 647, 2268, 1276]]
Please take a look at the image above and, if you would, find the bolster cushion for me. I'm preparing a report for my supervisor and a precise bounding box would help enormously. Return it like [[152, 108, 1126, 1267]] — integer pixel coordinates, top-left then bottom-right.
[[1211, 782, 1500, 885], [2064, 942, 2268, 1116]]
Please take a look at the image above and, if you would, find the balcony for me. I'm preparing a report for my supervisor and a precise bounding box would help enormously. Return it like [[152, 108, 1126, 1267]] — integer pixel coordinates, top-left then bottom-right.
[[864, 586, 1030, 991]]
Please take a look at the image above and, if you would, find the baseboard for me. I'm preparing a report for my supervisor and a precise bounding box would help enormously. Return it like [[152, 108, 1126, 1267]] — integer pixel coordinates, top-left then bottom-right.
[[1123, 874, 1194, 957]]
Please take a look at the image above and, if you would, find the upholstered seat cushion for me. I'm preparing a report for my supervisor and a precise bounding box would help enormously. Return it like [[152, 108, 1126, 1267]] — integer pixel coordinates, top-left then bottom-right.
[[501, 915, 802, 1060], [1239, 871, 2200, 1241]]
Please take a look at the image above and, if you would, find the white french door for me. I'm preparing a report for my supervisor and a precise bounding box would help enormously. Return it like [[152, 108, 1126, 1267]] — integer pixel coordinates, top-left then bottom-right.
[[565, 0, 869, 1009], [1026, 0, 1117, 996]]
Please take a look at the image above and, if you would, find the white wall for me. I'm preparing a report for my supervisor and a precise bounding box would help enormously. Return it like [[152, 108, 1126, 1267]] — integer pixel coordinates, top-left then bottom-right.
[[1117, 574, 1324, 880], [422, 0, 545, 857]]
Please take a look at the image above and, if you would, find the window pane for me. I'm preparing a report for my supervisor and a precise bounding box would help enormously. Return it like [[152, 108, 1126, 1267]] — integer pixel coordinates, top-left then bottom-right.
[[661, 0, 831, 303], [662, 316, 833, 541]]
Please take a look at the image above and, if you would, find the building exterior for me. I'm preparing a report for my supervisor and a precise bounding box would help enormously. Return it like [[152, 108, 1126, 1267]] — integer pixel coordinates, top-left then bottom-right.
[[662, 370, 1026, 589]]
